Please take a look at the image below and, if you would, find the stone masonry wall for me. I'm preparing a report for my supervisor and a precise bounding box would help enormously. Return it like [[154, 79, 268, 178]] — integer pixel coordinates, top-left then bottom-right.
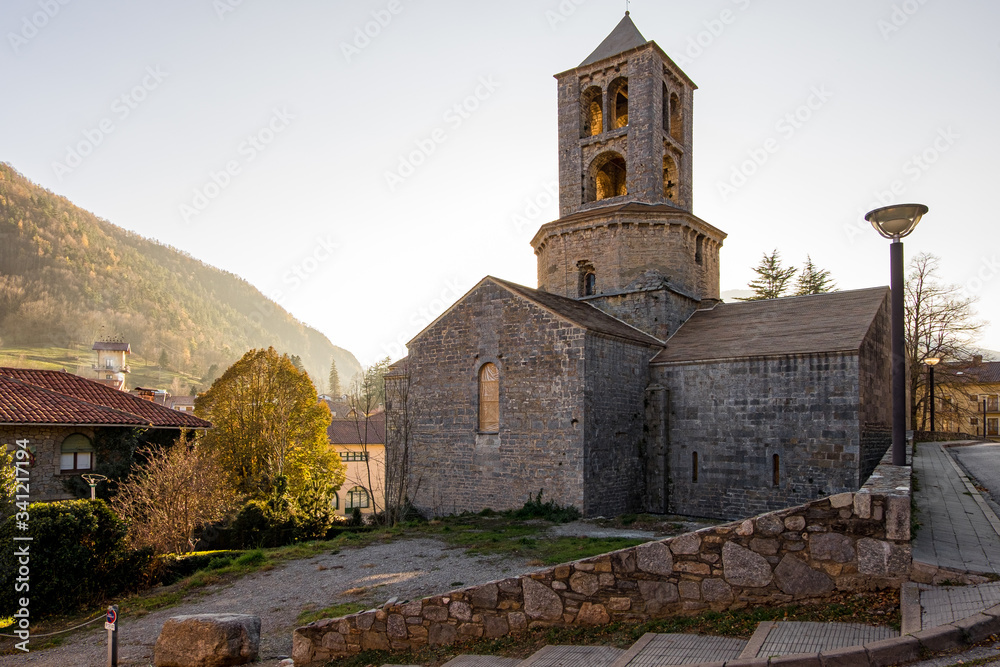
[[292, 449, 911, 665], [406, 280, 588, 516], [1, 425, 95, 501], [858, 290, 893, 482], [654, 352, 863, 521], [582, 333, 658, 516], [585, 288, 700, 343]]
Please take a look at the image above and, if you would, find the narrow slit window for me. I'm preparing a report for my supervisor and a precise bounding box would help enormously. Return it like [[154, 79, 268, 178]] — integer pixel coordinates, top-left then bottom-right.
[[692, 452, 699, 483], [773, 454, 780, 487], [479, 363, 500, 432]]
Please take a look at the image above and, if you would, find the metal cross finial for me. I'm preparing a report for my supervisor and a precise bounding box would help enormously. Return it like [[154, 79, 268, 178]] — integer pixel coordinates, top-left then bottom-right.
[[626, 0, 631, 15]]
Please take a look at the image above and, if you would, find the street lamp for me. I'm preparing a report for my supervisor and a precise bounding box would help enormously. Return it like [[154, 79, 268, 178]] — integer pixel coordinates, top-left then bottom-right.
[[924, 358, 941, 432], [867, 203, 929, 466]]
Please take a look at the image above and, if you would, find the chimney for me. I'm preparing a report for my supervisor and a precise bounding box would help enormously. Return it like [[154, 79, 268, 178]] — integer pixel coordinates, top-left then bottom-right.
[[974, 355, 984, 365]]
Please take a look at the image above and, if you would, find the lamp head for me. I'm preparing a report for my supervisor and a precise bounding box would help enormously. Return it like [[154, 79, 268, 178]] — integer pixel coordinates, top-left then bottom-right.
[[924, 358, 941, 367], [866, 203, 929, 240]]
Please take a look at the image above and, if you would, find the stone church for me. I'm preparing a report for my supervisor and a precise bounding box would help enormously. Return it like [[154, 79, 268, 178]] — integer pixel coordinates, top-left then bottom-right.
[[387, 14, 892, 521]]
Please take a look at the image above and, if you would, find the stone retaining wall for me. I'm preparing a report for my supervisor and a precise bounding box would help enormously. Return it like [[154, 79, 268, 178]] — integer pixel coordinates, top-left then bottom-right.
[[292, 449, 911, 666]]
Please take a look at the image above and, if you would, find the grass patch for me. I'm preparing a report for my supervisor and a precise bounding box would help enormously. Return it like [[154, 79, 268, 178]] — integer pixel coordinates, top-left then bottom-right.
[[298, 602, 367, 625], [324, 590, 901, 667]]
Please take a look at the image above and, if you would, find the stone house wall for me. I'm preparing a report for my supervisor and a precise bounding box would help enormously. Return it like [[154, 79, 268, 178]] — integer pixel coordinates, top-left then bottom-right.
[[1, 425, 96, 502], [406, 281, 588, 516], [584, 287, 699, 343], [292, 449, 911, 665], [582, 333, 659, 516], [858, 291, 893, 482], [653, 352, 863, 521]]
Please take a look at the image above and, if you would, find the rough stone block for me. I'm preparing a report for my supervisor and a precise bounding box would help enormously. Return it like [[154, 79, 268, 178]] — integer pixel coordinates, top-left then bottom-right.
[[670, 532, 702, 555], [756, 514, 785, 536], [885, 494, 910, 541], [829, 493, 854, 508], [701, 578, 734, 603], [864, 636, 920, 667], [575, 602, 610, 625], [784, 516, 806, 531], [637, 580, 678, 614], [155, 614, 261, 667], [954, 612, 1000, 644], [678, 580, 700, 599], [773, 554, 833, 597], [722, 541, 773, 587], [569, 571, 600, 596], [428, 623, 457, 646], [470, 584, 499, 608], [522, 578, 562, 620], [854, 492, 872, 519], [635, 541, 673, 575], [809, 533, 855, 563], [484, 615, 509, 638]]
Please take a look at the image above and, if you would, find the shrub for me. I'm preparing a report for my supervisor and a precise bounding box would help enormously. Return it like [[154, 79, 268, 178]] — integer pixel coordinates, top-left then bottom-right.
[[293, 478, 338, 540], [512, 489, 582, 524], [0, 500, 152, 616]]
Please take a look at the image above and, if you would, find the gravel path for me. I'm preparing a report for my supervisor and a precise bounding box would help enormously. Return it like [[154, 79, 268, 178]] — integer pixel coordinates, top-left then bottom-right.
[[1, 538, 545, 667]]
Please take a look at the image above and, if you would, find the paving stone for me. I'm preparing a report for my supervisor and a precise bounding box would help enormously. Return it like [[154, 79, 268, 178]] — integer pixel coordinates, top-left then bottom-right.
[[520, 644, 624, 667], [614, 633, 745, 666], [440, 656, 522, 667]]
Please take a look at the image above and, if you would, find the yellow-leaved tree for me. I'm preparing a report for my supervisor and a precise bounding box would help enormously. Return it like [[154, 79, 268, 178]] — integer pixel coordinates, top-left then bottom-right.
[[196, 347, 345, 499]]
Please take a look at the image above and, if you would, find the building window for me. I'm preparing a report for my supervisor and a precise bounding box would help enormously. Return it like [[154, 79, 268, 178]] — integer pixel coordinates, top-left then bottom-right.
[[773, 454, 780, 487], [587, 152, 627, 203], [669, 92, 682, 142], [981, 394, 1000, 412], [662, 83, 670, 133], [346, 486, 369, 510], [60, 433, 94, 473], [692, 452, 699, 483], [584, 272, 596, 296], [581, 86, 603, 137], [609, 77, 628, 129], [340, 451, 369, 462], [989, 418, 999, 437], [695, 234, 705, 266], [663, 154, 679, 203], [479, 363, 500, 432], [105, 358, 113, 369]]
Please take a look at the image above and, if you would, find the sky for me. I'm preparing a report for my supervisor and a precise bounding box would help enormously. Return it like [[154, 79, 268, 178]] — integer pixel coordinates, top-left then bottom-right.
[[2, 0, 999, 366]]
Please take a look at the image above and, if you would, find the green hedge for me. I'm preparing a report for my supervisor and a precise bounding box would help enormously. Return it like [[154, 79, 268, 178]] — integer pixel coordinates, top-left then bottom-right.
[[0, 500, 152, 617]]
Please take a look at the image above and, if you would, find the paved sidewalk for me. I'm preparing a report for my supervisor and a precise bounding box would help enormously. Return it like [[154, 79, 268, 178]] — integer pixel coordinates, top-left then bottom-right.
[[911, 441, 1000, 574], [920, 581, 1000, 628]]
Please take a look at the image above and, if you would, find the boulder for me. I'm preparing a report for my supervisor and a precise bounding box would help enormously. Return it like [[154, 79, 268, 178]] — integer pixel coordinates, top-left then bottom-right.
[[155, 614, 260, 667]]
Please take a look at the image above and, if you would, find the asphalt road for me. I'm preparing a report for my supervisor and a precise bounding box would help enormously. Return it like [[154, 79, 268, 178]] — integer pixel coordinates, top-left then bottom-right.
[[950, 442, 1000, 513]]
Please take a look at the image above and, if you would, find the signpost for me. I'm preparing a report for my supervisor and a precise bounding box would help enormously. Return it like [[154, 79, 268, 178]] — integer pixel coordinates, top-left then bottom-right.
[[106, 605, 118, 666]]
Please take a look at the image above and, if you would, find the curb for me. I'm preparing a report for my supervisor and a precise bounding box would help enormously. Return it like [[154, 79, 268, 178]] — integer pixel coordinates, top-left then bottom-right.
[[678, 603, 1000, 666]]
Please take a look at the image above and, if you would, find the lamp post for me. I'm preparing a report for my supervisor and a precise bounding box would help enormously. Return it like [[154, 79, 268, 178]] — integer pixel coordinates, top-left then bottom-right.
[[924, 358, 940, 432], [867, 203, 929, 466]]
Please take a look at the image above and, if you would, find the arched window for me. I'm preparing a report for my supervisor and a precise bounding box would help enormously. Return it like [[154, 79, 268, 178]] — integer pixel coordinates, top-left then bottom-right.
[[692, 452, 699, 483], [773, 454, 780, 487], [670, 92, 683, 142], [331, 491, 340, 511], [346, 486, 369, 510], [60, 433, 94, 473], [695, 234, 705, 266], [479, 363, 500, 432], [584, 273, 597, 296], [662, 83, 670, 133], [581, 86, 603, 137], [663, 154, 679, 203], [587, 152, 627, 203], [609, 78, 629, 129]]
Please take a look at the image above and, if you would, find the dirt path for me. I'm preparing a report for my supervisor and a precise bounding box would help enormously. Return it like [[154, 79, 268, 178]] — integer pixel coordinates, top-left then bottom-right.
[[3, 537, 543, 667]]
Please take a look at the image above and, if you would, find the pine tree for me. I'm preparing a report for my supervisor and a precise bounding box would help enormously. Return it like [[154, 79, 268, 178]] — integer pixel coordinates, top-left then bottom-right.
[[740, 250, 797, 301], [794, 256, 836, 296], [328, 358, 341, 397]]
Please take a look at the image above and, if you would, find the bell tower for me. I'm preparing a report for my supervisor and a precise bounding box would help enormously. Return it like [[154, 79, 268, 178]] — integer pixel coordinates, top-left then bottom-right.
[[531, 13, 727, 341]]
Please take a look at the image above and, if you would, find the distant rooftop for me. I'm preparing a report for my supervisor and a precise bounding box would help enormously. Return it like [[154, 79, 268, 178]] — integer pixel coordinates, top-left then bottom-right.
[[93, 341, 131, 352], [580, 13, 648, 67]]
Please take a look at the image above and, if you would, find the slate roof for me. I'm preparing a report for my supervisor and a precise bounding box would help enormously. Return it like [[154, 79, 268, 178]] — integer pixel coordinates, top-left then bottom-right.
[[0, 368, 212, 428], [581, 13, 648, 66], [651, 287, 890, 364], [950, 361, 1000, 384], [492, 278, 664, 347], [327, 413, 385, 446], [93, 341, 130, 352]]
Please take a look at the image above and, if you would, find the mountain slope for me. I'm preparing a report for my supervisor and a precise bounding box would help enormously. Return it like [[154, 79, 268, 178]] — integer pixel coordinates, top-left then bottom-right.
[[0, 163, 361, 390]]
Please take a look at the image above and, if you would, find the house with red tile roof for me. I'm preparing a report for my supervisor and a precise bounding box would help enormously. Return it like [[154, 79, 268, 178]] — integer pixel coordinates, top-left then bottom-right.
[[0, 367, 211, 501], [326, 413, 385, 517]]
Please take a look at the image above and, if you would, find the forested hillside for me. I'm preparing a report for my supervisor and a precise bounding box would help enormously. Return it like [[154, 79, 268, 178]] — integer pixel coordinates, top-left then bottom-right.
[[0, 163, 360, 391]]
